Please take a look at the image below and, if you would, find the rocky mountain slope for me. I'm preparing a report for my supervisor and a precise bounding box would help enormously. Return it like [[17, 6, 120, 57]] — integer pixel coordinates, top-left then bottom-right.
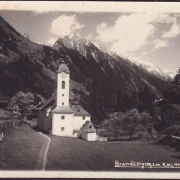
[[0, 16, 172, 124], [54, 33, 172, 81]]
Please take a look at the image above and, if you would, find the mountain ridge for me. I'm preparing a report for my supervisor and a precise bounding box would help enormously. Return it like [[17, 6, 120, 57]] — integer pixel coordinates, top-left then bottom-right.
[[0, 15, 173, 123], [53, 32, 172, 82]]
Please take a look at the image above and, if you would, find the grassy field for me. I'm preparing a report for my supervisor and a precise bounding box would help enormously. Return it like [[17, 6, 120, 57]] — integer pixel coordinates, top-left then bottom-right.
[[46, 136, 180, 171], [1, 124, 180, 172], [0, 124, 45, 170]]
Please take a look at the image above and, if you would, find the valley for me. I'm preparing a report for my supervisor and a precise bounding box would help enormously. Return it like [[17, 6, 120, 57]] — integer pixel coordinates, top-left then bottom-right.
[[0, 9, 180, 175], [0, 15, 173, 124]]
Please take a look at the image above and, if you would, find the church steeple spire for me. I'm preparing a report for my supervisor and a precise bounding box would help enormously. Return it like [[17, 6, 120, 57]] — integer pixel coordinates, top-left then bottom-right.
[[56, 60, 70, 107]]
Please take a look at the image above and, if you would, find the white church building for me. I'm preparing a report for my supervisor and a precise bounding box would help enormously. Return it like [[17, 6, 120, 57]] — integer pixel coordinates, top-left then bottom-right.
[[37, 60, 96, 140]]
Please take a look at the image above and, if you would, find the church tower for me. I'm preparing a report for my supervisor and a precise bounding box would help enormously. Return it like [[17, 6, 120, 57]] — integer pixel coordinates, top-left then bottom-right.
[[56, 60, 70, 107], [38, 59, 93, 138], [51, 60, 74, 137]]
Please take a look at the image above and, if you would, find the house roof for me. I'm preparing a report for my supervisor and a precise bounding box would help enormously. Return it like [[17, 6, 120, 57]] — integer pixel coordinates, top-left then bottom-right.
[[0, 100, 8, 103], [38, 96, 55, 110], [163, 104, 180, 112], [35, 102, 44, 109], [58, 61, 70, 74], [0, 94, 9, 100], [81, 121, 96, 133], [171, 104, 180, 111], [0, 108, 12, 118], [0, 94, 9, 103]]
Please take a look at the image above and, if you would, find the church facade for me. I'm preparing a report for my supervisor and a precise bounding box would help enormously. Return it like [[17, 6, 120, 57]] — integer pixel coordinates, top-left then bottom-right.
[[37, 61, 93, 138]]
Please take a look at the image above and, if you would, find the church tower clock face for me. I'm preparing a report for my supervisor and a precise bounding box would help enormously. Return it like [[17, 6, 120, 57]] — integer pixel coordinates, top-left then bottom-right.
[[61, 72, 67, 79]]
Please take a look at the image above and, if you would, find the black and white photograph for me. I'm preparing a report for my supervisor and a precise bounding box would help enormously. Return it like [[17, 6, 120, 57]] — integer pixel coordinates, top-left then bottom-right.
[[1, 1, 180, 179]]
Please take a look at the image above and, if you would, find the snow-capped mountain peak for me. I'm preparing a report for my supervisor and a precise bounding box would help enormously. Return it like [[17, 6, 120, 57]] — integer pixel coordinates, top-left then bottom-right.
[[68, 32, 75, 39], [53, 34, 172, 81], [92, 42, 117, 58], [30, 39, 43, 45], [68, 32, 81, 40], [24, 33, 44, 45], [92, 42, 109, 53], [125, 56, 172, 80], [162, 69, 176, 79]]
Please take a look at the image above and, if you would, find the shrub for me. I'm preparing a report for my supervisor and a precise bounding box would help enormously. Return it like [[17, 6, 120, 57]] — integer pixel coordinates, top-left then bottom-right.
[[100, 109, 153, 140], [8, 91, 45, 113]]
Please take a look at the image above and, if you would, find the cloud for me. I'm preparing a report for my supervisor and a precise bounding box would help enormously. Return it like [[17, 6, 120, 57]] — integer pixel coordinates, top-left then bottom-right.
[[49, 15, 84, 38], [96, 13, 159, 54], [46, 37, 58, 46], [96, 23, 115, 43], [86, 33, 93, 41], [153, 39, 169, 50], [153, 13, 177, 24], [141, 52, 148, 55], [162, 22, 180, 38], [96, 13, 180, 54]]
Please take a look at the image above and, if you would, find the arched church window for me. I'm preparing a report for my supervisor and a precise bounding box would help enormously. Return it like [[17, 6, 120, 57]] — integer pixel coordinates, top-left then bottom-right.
[[62, 81, 65, 89]]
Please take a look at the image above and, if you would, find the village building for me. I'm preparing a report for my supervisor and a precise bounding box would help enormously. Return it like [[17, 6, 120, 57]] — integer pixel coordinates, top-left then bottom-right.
[[0, 94, 9, 109], [37, 61, 96, 139], [162, 104, 180, 122], [80, 121, 97, 141]]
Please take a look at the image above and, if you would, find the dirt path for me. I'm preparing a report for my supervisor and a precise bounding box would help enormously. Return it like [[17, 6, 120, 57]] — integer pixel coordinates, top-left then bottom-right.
[[36, 132, 51, 170]]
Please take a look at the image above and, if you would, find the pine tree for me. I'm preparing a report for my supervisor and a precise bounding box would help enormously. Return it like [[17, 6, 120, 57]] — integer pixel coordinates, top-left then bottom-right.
[[166, 68, 180, 103], [172, 68, 180, 90]]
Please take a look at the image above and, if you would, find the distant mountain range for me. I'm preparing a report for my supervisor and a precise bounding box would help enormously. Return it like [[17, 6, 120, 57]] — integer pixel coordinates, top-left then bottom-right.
[[53, 32, 173, 81], [161, 69, 176, 79], [0, 15, 173, 124]]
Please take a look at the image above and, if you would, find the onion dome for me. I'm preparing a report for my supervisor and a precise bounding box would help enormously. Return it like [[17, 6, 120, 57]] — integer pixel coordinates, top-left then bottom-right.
[[57, 60, 70, 73]]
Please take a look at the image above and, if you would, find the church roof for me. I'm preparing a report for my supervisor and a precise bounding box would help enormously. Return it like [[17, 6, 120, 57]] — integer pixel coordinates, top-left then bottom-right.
[[58, 61, 70, 74], [38, 96, 90, 115], [51, 106, 74, 114], [71, 104, 90, 116], [81, 121, 96, 133]]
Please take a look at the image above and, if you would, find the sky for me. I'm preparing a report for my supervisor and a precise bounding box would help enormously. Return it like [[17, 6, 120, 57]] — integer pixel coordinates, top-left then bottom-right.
[[1, 9, 180, 74]]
